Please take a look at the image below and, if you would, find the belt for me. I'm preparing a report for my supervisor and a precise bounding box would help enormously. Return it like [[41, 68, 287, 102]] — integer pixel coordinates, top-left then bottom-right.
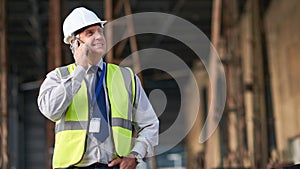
[[70, 163, 118, 169]]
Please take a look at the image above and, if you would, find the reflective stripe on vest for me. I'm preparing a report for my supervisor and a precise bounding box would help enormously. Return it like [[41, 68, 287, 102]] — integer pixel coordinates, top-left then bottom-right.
[[52, 63, 135, 169]]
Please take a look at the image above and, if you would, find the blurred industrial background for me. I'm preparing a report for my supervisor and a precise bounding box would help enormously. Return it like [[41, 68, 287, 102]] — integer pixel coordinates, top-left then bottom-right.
[[1, 0, 300, 169]]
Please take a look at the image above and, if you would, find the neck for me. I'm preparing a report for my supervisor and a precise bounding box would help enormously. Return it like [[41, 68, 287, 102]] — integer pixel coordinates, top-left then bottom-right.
[[88, 54, 103, 65]]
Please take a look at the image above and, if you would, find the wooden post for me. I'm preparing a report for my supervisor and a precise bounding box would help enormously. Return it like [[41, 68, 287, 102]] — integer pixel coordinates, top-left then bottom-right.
[[47, 1, 61, 168], [123, 0, 143, 83], [0, 0, 8, 168], [49, 0, 62, 69], [205, 0, 222, 168], [251, 0, 268, 167], [240, 4, 255, 167], [222, 0, 250, 167], [105, 0, 143, 82], [105, 0, 113, 63]]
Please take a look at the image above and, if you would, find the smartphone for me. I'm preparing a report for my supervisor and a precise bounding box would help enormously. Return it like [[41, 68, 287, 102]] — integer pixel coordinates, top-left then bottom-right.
[[73, 38, 82, 47], [70, 38, 83, 53]]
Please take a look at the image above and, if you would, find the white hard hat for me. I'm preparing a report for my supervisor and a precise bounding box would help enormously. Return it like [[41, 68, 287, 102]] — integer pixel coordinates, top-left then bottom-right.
[[63, 7, 107, 44]]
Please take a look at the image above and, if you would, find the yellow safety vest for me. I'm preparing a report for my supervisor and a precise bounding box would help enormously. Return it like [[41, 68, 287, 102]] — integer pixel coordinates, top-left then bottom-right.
[[52, 63, 136, 169]]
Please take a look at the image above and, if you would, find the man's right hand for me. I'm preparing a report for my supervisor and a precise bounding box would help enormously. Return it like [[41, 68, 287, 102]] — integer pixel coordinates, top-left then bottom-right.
[[73, 39, 89, 70]]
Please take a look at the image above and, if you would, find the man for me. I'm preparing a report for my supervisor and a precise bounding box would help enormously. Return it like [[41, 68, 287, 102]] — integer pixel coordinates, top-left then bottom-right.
[[38, 7, 159, 169]]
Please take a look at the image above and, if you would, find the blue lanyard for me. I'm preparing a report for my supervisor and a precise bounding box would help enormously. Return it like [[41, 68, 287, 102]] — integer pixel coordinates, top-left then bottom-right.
[[91, 63, 106, 106]]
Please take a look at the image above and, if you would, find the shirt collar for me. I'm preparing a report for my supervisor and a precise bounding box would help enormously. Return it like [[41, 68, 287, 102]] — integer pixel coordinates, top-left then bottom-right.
[[87, 58, 104, 73]]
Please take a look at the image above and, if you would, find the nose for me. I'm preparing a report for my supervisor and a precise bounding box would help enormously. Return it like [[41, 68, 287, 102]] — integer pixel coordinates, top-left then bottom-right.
[[94, 30, 103, 40]]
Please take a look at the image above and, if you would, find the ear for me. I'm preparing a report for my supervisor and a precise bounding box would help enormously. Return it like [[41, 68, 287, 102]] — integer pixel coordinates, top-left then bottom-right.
[[70, 37, 75, 44]]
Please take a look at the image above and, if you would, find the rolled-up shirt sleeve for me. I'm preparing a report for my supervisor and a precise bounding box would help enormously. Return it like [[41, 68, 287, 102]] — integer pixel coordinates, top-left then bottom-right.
[[37, 65, 86, 122], [131, 75, 159, 159]]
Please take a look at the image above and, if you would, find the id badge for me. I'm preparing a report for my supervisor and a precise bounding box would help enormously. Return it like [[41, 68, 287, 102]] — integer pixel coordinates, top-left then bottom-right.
[[89, 118, 101, 133]]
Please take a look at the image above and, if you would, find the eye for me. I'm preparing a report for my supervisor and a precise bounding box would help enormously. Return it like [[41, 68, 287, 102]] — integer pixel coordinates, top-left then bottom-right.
[[86, 30, 94, 36], [98, 29, 104, 35]]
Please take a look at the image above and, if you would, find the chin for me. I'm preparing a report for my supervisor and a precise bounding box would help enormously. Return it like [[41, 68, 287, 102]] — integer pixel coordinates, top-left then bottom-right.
[[96, 47, 106, 53], [91, 49, 106, 56]]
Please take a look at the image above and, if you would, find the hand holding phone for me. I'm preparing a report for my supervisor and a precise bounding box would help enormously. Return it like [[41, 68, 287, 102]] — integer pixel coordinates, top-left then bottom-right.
[[73, 38, 89, 70]]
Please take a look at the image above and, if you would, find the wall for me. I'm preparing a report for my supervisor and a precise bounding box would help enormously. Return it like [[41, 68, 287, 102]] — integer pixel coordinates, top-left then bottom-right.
[[265, 0, 300, 162]]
